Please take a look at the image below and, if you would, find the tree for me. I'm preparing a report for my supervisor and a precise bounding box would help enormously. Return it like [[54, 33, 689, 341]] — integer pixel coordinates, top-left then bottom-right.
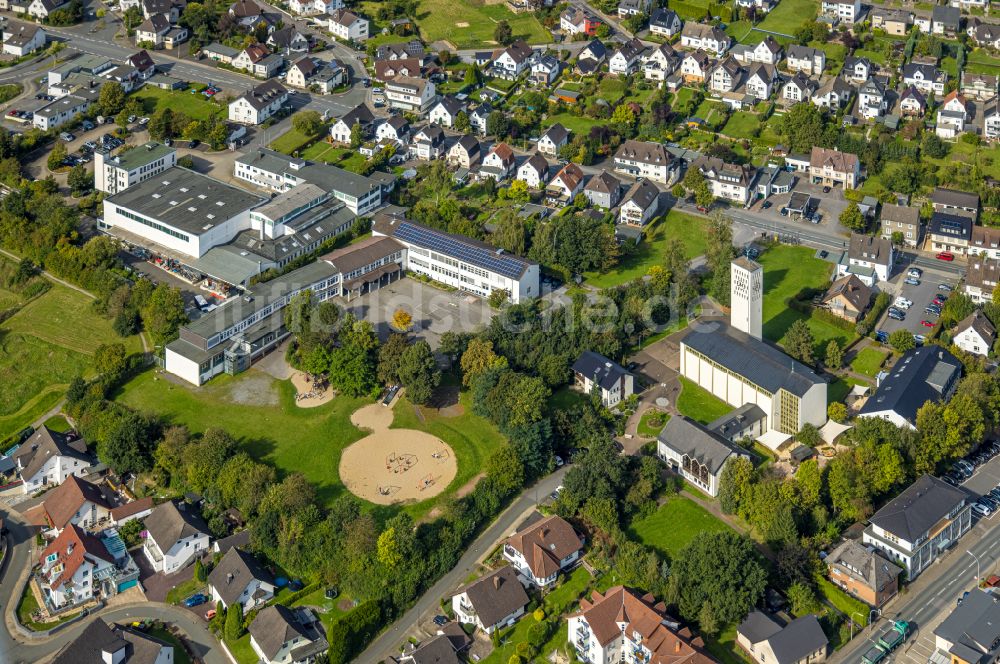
[[148, 108, 175, 140], [350, 121, 363, 148], [48, 142, 68, 171], [391, 307, 413, 332], [839, 203, 866, 232], [494, 19, 513, 45], [784, 319, 815, 365], [705, 213, 735, 305], [94, 343, 127, 378], [796, 458, 824, 509], [292, 110, 324, 137], [827, 402, 848, 423], [194, 558, 206, 582], [98, 81, 126, 116], [486, 110, 510, 137], [101, 411, 157, 474], [398, 340, 440, 405], [454, 110, 470, 132], [923, 132, 949, 159], [68, 164, 91, 196], [460, 338, 508, 387], [788, 582, 821, 616], [377, 333, 409, 385], [778, 102, 827, 154], [889, 329, 915, 353], [797, 422, 821, 447], [187, 429, 237, 493], [718, 456, 754, 514], [225, 601, 244, 641], [488, 288, 510, 308], [142, 283, 188, 347], [825, 340, 843, 369], [669, 531, 767, 626], [611, 104, 637, 132]]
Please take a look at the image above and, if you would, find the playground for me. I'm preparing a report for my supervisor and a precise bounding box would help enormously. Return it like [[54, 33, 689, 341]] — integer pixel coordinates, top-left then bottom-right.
[[339, 403, 457, 505], [292, 371, 333, 408]]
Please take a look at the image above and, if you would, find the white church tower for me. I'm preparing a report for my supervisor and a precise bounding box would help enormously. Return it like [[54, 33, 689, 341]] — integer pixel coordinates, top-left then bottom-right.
[[730, 257, 763, 340]]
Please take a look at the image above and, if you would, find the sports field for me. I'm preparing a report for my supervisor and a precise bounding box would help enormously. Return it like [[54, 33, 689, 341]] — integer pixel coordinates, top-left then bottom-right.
[[410, 0, 550, 48]]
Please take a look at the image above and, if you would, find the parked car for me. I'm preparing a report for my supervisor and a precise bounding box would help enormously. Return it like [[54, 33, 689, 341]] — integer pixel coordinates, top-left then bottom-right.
[[938, 283, 954, 291], [914, 334, 926, 345], [59, 132, 75, 142], [887, 310, 905, 321], [822, 185, 831, 193], [894, 297, 912, 309], [433, 615, 448, 626], [921, 320, 936, 328], [555, 455, 564, 467], [973, 503, 991, 517], [904, 278, 920, 286], [204, 609, 217, 621], [936, 252, 955, 261], [908, 268, 922, 277], [81, 120, 95, 131], [875, 330, 889, 343], [762, 201, 772, 209], [184, 593, 208, 607]]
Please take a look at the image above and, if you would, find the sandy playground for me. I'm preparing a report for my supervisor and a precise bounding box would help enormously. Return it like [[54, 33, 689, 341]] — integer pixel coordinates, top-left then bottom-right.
[[292, 371, 333, 408], [339, 403, 457, 505]]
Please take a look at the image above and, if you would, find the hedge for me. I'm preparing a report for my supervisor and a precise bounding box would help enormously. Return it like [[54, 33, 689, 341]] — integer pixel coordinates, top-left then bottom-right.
[[815, 575, 870, 626]]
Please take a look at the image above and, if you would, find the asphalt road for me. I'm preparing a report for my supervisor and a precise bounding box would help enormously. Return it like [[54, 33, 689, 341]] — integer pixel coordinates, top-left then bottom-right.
[[0, 511, 228, 664], [356, 466, 570, 664]]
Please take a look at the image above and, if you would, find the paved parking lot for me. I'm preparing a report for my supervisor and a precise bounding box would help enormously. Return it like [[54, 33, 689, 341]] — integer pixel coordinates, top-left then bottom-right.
[[746, 180, 852, 233], [960, 450, 1000, 496], [877, 262, 961, 339]]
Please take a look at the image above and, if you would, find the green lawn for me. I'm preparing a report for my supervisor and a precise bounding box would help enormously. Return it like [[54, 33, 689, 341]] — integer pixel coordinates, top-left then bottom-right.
[[852, 49, 887, 65], [43, 415, 72, 433], [165, 577, 205, 605], [850, 347, 889, 377], [299, 142, 367, 173], [116, 369, 504, 518], [147, 627, 192, 664], [756, 0, 818, 35], [965, 49, 1000, 75], [286, 586, 355, 632], [411, 0, 550, 48], [637, 409, 670, 438], [693, 100, 728, 125], [628, 496, 733, 559], [704, 624, 748, 664], [548, 386, 588, 411], [132, 86, 223, 122], [676, 377, 732, 425], [584, 211, 709, 288], [227, 634, 259, 664], [758, 245, 856, 358], [270, 127, 322, 155], [722, 112, 761, 140], [17, 586, 80, 631], [597, 78, 626, 104], [541, 112, 603, 135], [811, 41, 847, 71]]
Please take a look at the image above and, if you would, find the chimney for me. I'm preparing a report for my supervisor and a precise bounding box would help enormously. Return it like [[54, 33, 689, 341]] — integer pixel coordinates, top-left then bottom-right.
[[227, 572, 234, 584], [493, 575, 502, 590], [675, 640, 682, 653]]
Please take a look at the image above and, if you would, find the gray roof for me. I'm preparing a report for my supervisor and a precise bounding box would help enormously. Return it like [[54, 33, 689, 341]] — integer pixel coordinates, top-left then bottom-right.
[[934, 589, 1000, 664], [880, 203, 920, 226], [680, 321, 824, 397], [953, 311, 996, 344], [235, 148, 382, 199], [768, 615, 828, 664], [14, 426, 89, 482], [859, 346, 961, 424], [144, 500, 208, 548], [932, 187, 979, 211], [249, 605, 310, 661], [541, 122, 568, 145], [214, 529, 251, 554], [658, 416, 747, 474], [322, 235, 404, 275], [101, 142, 175, 172], [929, 212, 973, 240], [868, 475, 967, 542], [456, 566, 528, 628], [52, 619, 171, 664], [237, 79, 288, 111], [407, 635, 461, 664], [203, 42, 240, 58], [787, 45, 821, 60], [933, 5, 960, 27], [208, 547, 273, 606], [585, 170, 620, 195], [848, 233, 892, 266], [707, 403, 767, 439], [104, 166, 265, 237], [650, 8, 679, 26], [622, 179, 659, 211], [738, 611, 783, 644], [572, 350, 628, 391], [826, 540, 899, 593]]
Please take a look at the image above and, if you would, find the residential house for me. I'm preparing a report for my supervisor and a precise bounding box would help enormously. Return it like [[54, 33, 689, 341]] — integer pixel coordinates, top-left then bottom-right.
[[373, 57, 421, 82], [871, 7, 913, 35], [862, 474, 970, 579], [249, 605, 328, 664], [452, 566, 529, 634], [737, 611, 829, 664], [2, 22, 45, 56], [39, 475, 114, 535], [288, 0, 341, 14], [142, 501, 210, 574], [135, 14, 171, 47], [267, 26, 309, 53], [447, 134, 480, 169], [286, 57, 344, 93], [229, 80, 289, 125], [109, 498, 154, 528], [398, 635, 463, 664], [951, 0, 990, 11], [859, 347, 962, 430], [140, 0, 184, 23], [428, 97, 465, 128], [952, 311, 996, 357], [328, 9, 369, 41], [50, 619, 175, 664], [786, 45, 825, 75], [576, 39, 607, 74], [469, 103, 492, 134], [538, 123, 569, 157], [228, 0, 268, 27], [560, 8, 601, 36], [609, 38, 645, 76], [618, 0, 650, 16], [584, 170, 621, 209], [782, 72, 818, 104], [880, 203, 922, 247], [656, 415, 750, 496], [811, 77, 852, 110], [970, 20, 1000, 49], [125, 50, 156, 80], [490, 39, 534, 79], [933, 589, 1000, 664], [530, 54, 560, 86], [14, 427, 91, 494], [642, 42, 679, 82], [745, 63, 777, 100], [649, 8, 682, 37], [710, 57, 743, 93], [619, 179, 660, 226], [516, 152, 549, 188], [480, 142, 516, 181], [569, 586, 716, 664], [613, 139, 677, 184], [822, 0, 861, 23], [680, 22, 730, 56], [22, 0, 69, 20], [693, 155, 756, 205], [410, 125, 446, 161], [932, 187, 979, 219], [968, 225, 1000, 260], [330, 103, 374, 144], [231, 43, 283, 78], [201, 42, 239, 64], [38, 525, 116, 610], [966, 257, 1000, 304], [502, 513, 583, 587], [858, 78, 887, 119], [902, 63, 947, 96], [208, 547, 275, 612], [931, 6, 961, 36], [809, 146, 860, 189], [822, 274, 872, 322], [376, 115, 410, 143], [826, 539, 900, 608], [899, 85, 927, 117], [984, 100, 1000, 140], [836, 233, 893, 286], [960, 72, 998, 102], [375, 41, 423, 61], [927, 212, 973, 255], [385, 76, 436, 114], [734, 36, 782, 65], [571, 350, 634, 407], [680, 50, 711, 83], [842, 56, 871, 83]]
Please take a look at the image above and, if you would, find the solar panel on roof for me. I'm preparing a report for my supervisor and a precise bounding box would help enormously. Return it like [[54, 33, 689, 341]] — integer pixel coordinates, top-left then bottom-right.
[[393, 221, 528, 280]]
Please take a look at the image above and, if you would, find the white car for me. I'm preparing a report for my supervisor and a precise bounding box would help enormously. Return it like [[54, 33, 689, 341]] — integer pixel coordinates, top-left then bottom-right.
[[908, 268, 922, 278], [894, 297, 912, 309], [973, 503, 992, 517]]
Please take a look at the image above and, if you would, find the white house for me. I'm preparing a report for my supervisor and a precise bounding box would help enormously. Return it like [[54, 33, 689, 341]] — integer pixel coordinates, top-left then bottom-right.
[[936, 91, 970, 139], [952, 311, 995, 357], [899, 86, 927, 117], [13, 427, 91, 495], [530, 54, 560, 86], [613, 139, 675, 184], [502, 513, 583, 587], [782, 72, 818, 104], [516, 152, 549, 188], [609, 38, 645, 76], [428, 96, 465, 128], [452, 566, 529, 634], [142, 501, 210, 574], [657, 416, 750, 497], [469, 103, 492, 134], [571, 351, 634, 407], [736, 612, 829, 664], [249, 605, 326, 664], [744, 63, 776, 101], [836, 233, 893, 285], [330, 103, 375, 144], [680, 22, 731, 56], [385, 76, 436, 114], [2, 22, 45, 56], [902, 63, 947, 95], [38, 475, 114, 535], [538, 123, 569, 157], [811, 77, 853, 109], [410, 125, 446, 161], [375, 115, 410, 143], [491, 39, 534, 78], [858, 78, 887, 120], [710, 57, 742, 93], [38, 525, 116, 610], [786, 45, 825, 75], [619, 179, 660, 226], [692, 155, 756, 205], [642, 42, 679, 82], [680, 50, 711, 82], [229, 80, 289, 125], [288, 0, 341, 14], [546, 162, 585, 202], [822, 0, 861, 23], [447, 134, 480, 169], [208, 547, 275, 613], [649, 8, 682, 37], [842, 56, 871, 83], [480, 142, 516, 180], [232, 43, 283, 78], [328, 9, 369, 41], [985, 101, 1000, 141]]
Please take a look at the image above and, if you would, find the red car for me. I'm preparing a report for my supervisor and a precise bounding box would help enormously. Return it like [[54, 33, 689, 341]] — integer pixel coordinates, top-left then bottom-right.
[[936, 252, 955, 261], [921, 320, 936, 328]]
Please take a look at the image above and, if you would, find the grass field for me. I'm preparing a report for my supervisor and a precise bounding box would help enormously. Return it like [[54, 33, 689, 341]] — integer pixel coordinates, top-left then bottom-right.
[[637, 409, 670, 438], [966, 49, 1000, 75], [132, 86, 223, 122], [756, 0, 817, 35], [299, 142, 368, 173], [693, 100, 728, 125], [270, 127, 322, 155], [584, 211, 709, 288], [411, 0, 550, 48], [628, 496, 733, 559], [541, 112, 603, 135], [116, 369, 503, 518], [598, 78, 627, 104], [722, 112, 761, 139], [850, 347, 889, 377], [676, 377, 732, 425], [758, 245, 856, 358]]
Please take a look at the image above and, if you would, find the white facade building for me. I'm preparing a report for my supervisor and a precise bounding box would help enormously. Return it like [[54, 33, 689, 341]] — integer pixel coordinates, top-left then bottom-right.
[[94, 142, 176, 195]]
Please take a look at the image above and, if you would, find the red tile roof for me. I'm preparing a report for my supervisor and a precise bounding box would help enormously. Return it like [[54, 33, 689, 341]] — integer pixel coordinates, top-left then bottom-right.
[[40, 524, 113, 591]]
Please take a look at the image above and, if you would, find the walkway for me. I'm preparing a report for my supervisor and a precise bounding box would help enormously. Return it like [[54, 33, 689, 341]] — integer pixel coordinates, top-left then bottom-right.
[[0, 248, 96, 300], [677, 485, 776, 562]]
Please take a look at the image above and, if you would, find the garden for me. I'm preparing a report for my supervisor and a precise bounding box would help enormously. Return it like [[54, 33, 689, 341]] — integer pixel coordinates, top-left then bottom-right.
[[132, 85, 224, 122], [628, 495, 733, 559]]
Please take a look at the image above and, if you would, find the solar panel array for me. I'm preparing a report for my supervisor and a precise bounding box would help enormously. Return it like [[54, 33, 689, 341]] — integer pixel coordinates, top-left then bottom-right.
[[937, 216, 968, 236], [392, 221, 528, 280]]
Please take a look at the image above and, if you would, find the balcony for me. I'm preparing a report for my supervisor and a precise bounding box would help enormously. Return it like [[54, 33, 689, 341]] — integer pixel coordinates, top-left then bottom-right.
[[144, 539, 163, 563]]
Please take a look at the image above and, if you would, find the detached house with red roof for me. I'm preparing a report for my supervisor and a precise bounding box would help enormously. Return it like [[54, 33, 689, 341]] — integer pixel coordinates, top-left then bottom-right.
[[38, 524, 117, 610], [569, 586, 717, 664], [502, 513, 584, 587], [38, 475, 114, 536]]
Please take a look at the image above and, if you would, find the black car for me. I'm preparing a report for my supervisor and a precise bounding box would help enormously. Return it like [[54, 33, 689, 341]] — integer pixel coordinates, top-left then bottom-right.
[[822, 186, 831, 193], [762, 201, 772, 209]]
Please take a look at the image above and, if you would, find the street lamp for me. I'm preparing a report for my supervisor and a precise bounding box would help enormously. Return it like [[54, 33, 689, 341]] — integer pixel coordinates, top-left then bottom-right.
[[850, 612, 865, 641], [967, 550, 983, 583]]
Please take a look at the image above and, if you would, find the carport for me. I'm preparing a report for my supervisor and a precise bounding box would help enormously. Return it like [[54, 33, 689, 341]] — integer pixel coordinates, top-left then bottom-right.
[[784, 192, 816, 219]]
